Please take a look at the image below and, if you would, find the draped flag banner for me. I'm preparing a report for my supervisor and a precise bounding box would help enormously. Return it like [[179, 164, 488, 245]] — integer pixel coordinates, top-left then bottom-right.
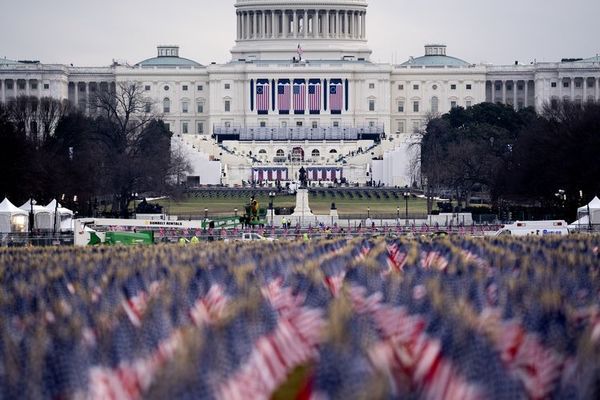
[[308, 79, 322, 114], [293, 79, 306, 114], [277, 79, 291, 114], [329, 79, 344, 114], [256, 79, 270, 115]]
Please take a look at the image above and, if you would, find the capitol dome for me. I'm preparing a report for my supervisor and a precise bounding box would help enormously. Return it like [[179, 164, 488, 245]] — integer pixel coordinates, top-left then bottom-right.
[[401, 45, 470, 67], [136, 46, 202, 68], [230, 0, 372, 61]]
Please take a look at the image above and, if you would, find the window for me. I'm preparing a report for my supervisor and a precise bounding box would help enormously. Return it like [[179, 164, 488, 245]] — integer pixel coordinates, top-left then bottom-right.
[[432, 84, 438, 90], [369, 121, 376, 127], [182, 122, 189, 134], [197, 122, 204, 134], [397, 121, 405, 133], [551, 99, 559, 109], [31, 82, 38, 90], [413, 84, 419, 90], [451, 101, 457, 108], [18, 81, 26, 90], [197, 102, 204, 113], [333, 121, 340, 127], [183, 85, 188, 91], [312, 121, 318, 128], [329, 149, 338, 154], [276, 149, 285, 157], [398, 84, 404, 90], [197, 85, 203, 91], [182, 101, 189, 113], [466, 84, 472, 90], [224, 121, 231, 128], [507, 84, 513, 91], [43, 83, 49, 90], [431, 97, 439, 114], [397, 101, 405, 113], [413, 120, 421, 132], [163, 98, 170, 113], [224, 83, 231, 90], [6, 81, 13, 90], [164, 123, 170, 131], [296, 121, 303, 127], [551, 82, 557, 88], [259, 121, 266, 127], [563, 81, 569, 88], [575, 81, 582, 88], [164, 85, 170, 91], [587, 79, 594, 88], [145, 102, 152, 113], [466, 101, 472, 108], [311, 149, 320, 158], [224, 100, 231, 112], [450, 84, 456, 90], [413, 101, 419, 112], [145, 85, 151, 91], [495, 83, 501, 91], [369, 83, 375, 89], [517, 101, 524, 110], [258, 149, 267, 154], [368, 99, 375, 111], [517, 83, 524, 91]]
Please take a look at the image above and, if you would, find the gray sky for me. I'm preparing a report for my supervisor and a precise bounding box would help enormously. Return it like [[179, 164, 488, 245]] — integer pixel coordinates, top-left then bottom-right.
[[1, 0, 599, 66]]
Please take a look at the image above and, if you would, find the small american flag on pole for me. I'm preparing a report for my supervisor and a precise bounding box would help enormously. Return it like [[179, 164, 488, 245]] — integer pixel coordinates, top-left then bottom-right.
[[278, 79, 291, 114], [308, 79, 321, 114], [297, 44, 304, 60], [256, 80, 270, 115], [293, 79, 306, 114], [329, 79, 343, 114]]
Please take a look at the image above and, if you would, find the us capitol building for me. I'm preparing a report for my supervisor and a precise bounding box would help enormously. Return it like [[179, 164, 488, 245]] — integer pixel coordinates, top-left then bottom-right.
[[1, 0, 599, 187]]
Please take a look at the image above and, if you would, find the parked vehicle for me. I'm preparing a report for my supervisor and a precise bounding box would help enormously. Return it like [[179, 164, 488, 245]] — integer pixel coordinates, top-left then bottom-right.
[[495, 220, 569, 236]]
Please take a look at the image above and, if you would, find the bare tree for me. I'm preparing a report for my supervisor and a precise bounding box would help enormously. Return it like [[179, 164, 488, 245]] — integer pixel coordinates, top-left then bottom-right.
[[38, 97, 70, 142]]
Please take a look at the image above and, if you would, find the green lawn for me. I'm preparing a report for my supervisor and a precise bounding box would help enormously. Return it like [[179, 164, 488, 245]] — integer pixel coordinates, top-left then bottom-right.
[[158, 194, 432, 217]]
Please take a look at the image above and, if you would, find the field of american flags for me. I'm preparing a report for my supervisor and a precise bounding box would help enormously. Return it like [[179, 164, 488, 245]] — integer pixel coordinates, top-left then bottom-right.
[[0, 236, 599, 399]]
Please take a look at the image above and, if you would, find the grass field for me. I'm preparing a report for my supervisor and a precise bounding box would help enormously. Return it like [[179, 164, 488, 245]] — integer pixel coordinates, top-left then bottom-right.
[[158, 193, 432, 217]]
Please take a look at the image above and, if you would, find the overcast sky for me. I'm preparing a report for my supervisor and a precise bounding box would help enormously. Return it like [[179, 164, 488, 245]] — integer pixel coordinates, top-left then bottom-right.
[[1, 0, 599, 66]]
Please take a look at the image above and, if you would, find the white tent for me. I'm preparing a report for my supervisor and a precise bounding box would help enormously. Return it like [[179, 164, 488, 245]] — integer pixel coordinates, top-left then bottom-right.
[[20, 199, 54, 231], [0, 198, 28, 233], [571, 196, 600, 230], [46, 199, 75, 232]]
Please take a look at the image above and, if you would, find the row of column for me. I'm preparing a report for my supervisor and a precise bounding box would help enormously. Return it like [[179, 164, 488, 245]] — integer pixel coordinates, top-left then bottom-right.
[[489, 78, 600, 109], [236, 9, 366, 40], [0, 78, 41, 103]]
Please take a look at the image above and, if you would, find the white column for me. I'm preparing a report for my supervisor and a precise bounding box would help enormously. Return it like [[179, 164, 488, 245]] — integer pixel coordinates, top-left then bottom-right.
[[596, 78, 599, 101], [502, 81, 506, 103], [304, 10, 308, 38], [362, 12, 366, 39], [513, 81, 518, 109], [570, 78, 575, 100], [283, 11, 289, 37], [314, 11, 319, 38], [74, 82, 79, 108], [271, 11, 276, 38], [583, 78, 587, 102], [524, 80, 529, 107], [337, 11, 342, 38], [293, 10, 297, 38], [243, 13, 247, 39], [84, 82, 89, 114], [1, 80, 5, 103], [253, 12, 257, 38], [325, 10, 330, 38]]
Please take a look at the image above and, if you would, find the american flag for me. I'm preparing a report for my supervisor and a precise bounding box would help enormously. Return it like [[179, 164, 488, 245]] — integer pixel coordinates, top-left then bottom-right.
[[256, 81, 269, 114], [293, 80, 306, 113], [329, 81, 343, 114], [308, 80, 321, 114], [277, 80, 291, 114]]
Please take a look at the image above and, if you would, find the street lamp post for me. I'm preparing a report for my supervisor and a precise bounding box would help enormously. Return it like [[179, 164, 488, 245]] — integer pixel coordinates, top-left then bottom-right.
[[204, 208, 208, 220], [403, 189, 410, 226], [367, 207, 370, 219], [269, 191, 276, 227]]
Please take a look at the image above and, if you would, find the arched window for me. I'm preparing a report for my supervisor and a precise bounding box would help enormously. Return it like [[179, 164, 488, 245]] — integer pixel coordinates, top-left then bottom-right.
[[276, 149, 285, 157], [311, 149, 320, 158], [431, 96, 439, 114], [163, 98, 170, 113], [329, 149, 338, 154], [258, 149, 267, 155]]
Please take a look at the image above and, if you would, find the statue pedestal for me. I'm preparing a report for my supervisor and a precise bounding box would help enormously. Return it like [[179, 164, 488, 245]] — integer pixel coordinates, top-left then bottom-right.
[[291, 189, 314, 218]]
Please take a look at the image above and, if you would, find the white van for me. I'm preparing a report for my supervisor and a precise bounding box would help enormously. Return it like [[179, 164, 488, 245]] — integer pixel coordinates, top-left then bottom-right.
[[495, 220, 569, 236]]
